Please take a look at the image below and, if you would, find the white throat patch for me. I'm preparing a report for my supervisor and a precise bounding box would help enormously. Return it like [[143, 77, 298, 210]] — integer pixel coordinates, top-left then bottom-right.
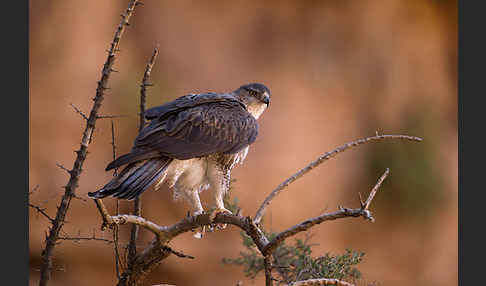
[[246, 102, 267, 119]]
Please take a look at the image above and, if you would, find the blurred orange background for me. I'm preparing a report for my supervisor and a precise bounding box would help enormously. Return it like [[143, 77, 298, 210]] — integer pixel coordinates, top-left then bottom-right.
[[29, 1, 457, 285]]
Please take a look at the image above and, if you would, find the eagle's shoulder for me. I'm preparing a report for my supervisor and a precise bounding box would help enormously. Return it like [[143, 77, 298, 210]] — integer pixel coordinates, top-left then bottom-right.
[[144, 92, 245, 121]]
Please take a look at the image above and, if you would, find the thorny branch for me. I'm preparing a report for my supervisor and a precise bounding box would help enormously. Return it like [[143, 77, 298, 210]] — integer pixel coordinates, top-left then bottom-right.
[[38, 1, 141, 285], [127, 46, 159, 272], [253, 134, 422, 225], [58, 229, 113, 244]]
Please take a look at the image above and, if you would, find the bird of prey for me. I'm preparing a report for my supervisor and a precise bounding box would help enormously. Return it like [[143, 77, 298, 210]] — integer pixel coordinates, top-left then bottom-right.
[[88, 83, 270, 219]]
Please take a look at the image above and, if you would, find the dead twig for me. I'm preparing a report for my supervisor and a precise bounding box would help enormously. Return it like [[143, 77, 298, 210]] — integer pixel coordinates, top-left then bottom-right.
[[287, 278, 355, 286], [254, 134, 422, 224], [97, 114, 128, 119], [29, 204, 55, 223], [29, 184, 40, 195], [263, 169, 389, 255], [58, 229, 113, 244], [162, 246, 195, 259], [70, 103, 88, 121], [127, 46, 159, 271], [55, 163, 71, 175]]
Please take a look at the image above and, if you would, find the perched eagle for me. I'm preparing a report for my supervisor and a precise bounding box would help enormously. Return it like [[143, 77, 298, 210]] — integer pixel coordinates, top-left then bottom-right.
[[88, 83, 270, 218]]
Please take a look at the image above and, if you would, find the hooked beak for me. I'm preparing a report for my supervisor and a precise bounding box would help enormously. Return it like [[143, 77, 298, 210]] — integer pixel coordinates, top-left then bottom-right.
[[263, 92, 270, 106]]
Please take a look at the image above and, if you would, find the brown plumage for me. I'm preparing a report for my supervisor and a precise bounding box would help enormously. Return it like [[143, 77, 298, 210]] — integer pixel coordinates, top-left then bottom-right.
[[88, 83, 271, 216]]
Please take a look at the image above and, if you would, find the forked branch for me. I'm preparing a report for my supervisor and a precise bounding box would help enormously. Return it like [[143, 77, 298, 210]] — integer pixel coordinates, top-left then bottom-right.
[[262, 169, 389, 255], [93, 166, 390, 286], [253, 134, 422, 224]]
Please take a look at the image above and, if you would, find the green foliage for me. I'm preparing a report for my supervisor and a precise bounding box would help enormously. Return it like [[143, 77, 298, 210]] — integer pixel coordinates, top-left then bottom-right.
[[223, 231, 365, 285]]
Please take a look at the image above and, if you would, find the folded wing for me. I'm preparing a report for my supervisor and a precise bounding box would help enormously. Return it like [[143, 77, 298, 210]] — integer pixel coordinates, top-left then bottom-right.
[[106, 99, 258, 170]]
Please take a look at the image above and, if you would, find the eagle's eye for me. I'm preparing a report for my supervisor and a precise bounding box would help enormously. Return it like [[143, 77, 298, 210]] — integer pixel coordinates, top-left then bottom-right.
[[248, 90, 258, 97]]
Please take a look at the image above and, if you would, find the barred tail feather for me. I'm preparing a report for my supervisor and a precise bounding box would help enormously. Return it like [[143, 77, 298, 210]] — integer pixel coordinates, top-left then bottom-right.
[[105, 150, 160, 171], [88, 157, 172, 200]]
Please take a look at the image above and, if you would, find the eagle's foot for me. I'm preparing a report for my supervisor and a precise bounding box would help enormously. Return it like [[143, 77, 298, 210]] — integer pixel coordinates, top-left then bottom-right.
[[192, 209, 205, 239], [192, 209, 204, 217], [209, 207, 232, 230]]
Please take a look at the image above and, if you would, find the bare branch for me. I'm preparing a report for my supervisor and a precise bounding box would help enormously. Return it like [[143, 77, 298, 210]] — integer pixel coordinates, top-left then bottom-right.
[[139, 47, 159, 130], [39, 2, 141, 285], [161, 245, 194, 259], [70, 103, 88, 121], [29, 184, 40, 195], [29, 204, 55, 223], [112, 215, 165, 237], [127, 47, 159, 270], [263, 169, 389, 255], [94, 198, 114, 230], [58, 230, 113, 244], [113, 224, 123, 278], [254, 134, 422, 224], [287, 278, 355, 286], [111, 120, 119, 176], [97, 114, 128, 119], [55, 163, 71, 175], [264, 256, 274, 286], [362, 168, 389, 210]]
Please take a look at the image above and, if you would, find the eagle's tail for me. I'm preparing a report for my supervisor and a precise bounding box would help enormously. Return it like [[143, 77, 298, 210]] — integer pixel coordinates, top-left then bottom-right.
[[88, 157, 173, 200]]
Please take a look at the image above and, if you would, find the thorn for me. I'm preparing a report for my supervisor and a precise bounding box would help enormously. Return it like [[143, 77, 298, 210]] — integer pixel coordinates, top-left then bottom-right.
[[135, 1, 144, 6], [56, 163, 72, 175], [70, 103, 88, 121], [110, 68, 119, 73]]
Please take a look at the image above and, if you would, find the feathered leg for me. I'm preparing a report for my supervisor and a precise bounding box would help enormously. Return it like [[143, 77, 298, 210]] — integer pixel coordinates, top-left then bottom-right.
[[206, 161, 232, 228]]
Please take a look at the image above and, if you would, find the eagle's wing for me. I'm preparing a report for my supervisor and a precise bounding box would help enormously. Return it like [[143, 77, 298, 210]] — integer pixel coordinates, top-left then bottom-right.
[[105, 99, 258, 170], [144, 92, 240, 120]]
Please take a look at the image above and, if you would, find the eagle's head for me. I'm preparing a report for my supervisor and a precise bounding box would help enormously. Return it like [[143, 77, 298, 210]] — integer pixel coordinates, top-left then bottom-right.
[[234, 83, 271, 119]]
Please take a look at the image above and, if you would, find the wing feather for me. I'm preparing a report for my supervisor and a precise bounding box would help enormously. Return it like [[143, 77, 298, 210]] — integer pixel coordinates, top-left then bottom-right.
[[133, 101, 258, 160]]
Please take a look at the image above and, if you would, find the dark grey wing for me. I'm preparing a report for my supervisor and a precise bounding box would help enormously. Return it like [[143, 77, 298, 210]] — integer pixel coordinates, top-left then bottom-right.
[[144, 92, 242, 120], [106, 92, 251, 170], [134, 101, 258, 160]]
